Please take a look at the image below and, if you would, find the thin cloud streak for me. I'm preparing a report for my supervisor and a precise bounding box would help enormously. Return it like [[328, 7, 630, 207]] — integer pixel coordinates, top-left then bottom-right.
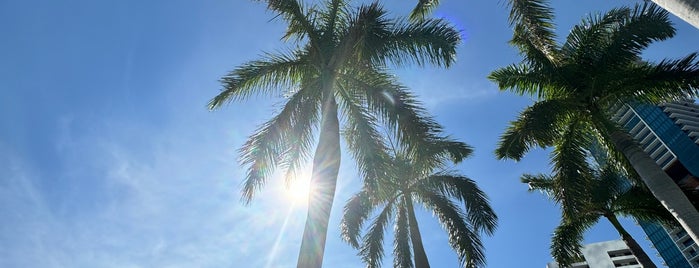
[[0, 110, 314, 267]]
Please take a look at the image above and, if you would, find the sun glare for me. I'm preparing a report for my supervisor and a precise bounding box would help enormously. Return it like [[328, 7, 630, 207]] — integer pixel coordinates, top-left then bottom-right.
[[286, 178, 311, 203], [284, 167, 313, 204]]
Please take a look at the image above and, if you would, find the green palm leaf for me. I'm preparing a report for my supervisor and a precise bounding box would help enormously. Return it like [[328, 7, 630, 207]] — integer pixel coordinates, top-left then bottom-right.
[[418, 174, 497, 235], [360, 201, 395, 268], [257, 0, 321, 43], [417, 191, 485, 267], [341, 189, 379, 248], [209, 50, 311, 109], [550, 218, 596, 267], [337, 86, 391, 192], [495, 99, 572, 160], [239, 86, 322, 202], [617, 53, 699, 103], [382, 18, 460, 68], [507, 0, 559, 64], [409, 0, 440, 21], [593, 4, 675, 71], [551, 119, 594, 218]]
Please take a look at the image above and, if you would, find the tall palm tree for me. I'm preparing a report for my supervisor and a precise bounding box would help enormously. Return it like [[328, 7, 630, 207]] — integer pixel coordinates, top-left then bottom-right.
[[652, 0, 699, 29], [524, 163, 675, 268], [490, 0, 699, 243], [209, 0, 461, 267], [341, 141, 497, 268]]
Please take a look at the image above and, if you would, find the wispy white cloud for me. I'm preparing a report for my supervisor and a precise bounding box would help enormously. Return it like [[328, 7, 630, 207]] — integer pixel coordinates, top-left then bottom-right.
[[0, 143, 70, 268], [393, 68, 499, 110], [1, 106, 333, 268]]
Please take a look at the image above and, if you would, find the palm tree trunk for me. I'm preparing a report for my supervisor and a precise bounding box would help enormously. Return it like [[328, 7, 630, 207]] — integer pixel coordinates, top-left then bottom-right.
[[652, 0, 699, 29], [406, 196, 430, 268], [610, 130, 699, 248], [296, 95, 341, 268], [604, 213, 657, 268]]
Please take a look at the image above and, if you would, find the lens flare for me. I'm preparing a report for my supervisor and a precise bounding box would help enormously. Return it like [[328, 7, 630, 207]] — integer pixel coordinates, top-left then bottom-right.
[[284, 166, 313, 204]]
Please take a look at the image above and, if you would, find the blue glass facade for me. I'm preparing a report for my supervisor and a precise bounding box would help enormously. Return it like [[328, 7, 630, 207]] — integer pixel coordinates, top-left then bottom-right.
[[639, 220, 692, 268], [633, 104, 699, 176], [630, 103, 699, 268]]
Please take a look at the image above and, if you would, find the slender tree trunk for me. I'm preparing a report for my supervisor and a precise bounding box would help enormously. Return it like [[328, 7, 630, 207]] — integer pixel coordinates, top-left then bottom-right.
[[652, 0, 699, 29], [610, 130, 699, 248], [296, 95, 341, 268], [406, 196, 430, 268], [605, 214, 657, 268]]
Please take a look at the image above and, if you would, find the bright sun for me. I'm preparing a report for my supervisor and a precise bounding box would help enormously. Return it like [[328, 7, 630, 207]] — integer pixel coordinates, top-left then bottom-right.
[[284, 167, 313, 204], [286, 178, 311, 203]]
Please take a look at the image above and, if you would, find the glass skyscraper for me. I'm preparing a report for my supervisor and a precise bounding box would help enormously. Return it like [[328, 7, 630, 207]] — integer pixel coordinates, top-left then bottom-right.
[[613, 100, 699, 267]]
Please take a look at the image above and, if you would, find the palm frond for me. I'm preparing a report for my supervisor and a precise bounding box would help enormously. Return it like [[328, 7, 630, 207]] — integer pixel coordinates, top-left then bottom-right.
[[560, 7, 629, 70], [550, 119, 594, 218], [381, 17, 460, 68], [418, 138, 473, 167], [417, 191, 486, 268], [333, 2, 391, 69], [495, 99, 571, 160], [209, 50, 310, 109], [239, 83, 321, 203], [393, 201, 414, 268], [586, 109, 646, 186], [615, 53, 699, 103], [507, 0, 559, 63], [409, 0, 440, 21], [589, 165, 627, 206], [551, 218, 597, 267], [337, 83, 391, 192], [595, 4, 675, 72], [510, 24, 560, 70], [341, 189, 377, 248], [613, 185, 677, 225], [281, 78, 324, 185], [420, 174, 498, 235], [345, 70, 445, 160], [360, 200, 396, 268], [488, 63, 565, 99], [258, 0, 321, 43], [521, 173, 555, 194], [318, 0, 349, 44], [401, 137, 473, 174]]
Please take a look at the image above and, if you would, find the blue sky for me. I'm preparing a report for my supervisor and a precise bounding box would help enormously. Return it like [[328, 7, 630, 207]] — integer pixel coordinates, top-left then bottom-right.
[[2, 0, 698, 267]]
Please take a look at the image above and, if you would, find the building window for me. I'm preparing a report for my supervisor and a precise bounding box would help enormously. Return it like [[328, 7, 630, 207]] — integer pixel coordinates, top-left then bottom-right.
[[682, 238, 695, 247]]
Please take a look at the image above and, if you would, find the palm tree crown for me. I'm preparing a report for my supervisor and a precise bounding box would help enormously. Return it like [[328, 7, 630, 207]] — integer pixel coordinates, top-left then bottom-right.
[[491, 0, 699, 244], [209, 0, 461, 267], [341, 141, 497, 268], [525, 162, 675, 267], [211, 0, 460, 202]]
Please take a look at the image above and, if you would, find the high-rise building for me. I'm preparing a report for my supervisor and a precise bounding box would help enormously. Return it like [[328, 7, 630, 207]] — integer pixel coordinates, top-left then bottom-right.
[[612, 100, 699, 267], [546, 240, 641, 268]]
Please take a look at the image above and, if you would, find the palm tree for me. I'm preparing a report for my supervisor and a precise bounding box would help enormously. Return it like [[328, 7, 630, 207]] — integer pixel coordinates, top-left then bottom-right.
[[524, 162, 675, 268], [340, 141, 497, 268], [490, 0, 699, 243], [651, 0, 699, 29], [209, 1, 461, 267]]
